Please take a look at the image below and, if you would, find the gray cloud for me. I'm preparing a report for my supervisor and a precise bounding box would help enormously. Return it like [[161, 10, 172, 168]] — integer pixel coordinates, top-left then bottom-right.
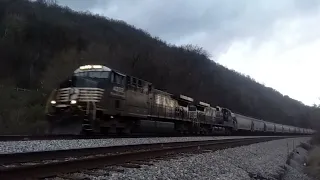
[[56, 0, 98, 11], [56, 0, 320, 56]]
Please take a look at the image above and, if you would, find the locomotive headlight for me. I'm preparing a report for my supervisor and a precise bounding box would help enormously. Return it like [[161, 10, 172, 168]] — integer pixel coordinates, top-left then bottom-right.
[[70, 100, 77, 104], [50, 100, 56, 104]]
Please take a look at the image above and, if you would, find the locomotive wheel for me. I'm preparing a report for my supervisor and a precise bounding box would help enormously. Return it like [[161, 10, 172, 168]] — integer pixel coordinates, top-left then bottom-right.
[[116, 128, 124, 135], [47, 119, 83, 135], [122, 128, 132, 135], [100, 127, 109, 135]]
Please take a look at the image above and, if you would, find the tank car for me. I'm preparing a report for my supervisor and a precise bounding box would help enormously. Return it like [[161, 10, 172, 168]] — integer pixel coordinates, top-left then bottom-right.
[[282, 125, 290, 133], [252, 119, 265, 132], [232, 113, 253, 132], [274, 123, 283, 133], [264, 121, 275, 133]]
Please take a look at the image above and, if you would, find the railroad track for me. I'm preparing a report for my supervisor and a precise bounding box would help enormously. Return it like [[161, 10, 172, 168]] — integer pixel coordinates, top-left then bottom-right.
[[0, 136, 294, 180]]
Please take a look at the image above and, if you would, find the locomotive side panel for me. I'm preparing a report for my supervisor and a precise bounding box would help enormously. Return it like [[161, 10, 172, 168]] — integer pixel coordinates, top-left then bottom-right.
[[125, 89, 149, 116], [150, 89, 180, 120], [123, 76, 151, 117]]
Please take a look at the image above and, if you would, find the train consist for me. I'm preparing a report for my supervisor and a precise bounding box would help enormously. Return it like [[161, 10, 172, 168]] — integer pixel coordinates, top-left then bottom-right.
[[45, 65, 315, 135]]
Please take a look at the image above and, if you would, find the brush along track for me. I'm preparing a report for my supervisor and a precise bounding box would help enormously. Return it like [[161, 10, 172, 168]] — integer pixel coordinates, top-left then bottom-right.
[[0, 136, 295, 179]]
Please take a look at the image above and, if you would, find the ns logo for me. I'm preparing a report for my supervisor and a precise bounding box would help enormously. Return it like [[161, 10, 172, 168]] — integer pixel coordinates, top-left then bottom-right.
[[69, 88, 80, 100], [113, 86, 124, 93]]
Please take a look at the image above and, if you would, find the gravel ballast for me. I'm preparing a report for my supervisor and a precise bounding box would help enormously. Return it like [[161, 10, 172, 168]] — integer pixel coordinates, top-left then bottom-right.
[[67, 137, 310, 180], [0, 136, 279, 154]]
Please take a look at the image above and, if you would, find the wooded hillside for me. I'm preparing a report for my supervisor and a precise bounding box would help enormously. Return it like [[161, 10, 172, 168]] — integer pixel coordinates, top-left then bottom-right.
[[0, 0, 319, 134]]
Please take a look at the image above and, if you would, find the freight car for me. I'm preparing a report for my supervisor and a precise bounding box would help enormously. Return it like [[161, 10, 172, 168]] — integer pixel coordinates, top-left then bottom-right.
[[283, 125, 290, 133], [252, 119, 265, 132], [45, 65, 315, 135], [274, 123, 283, 133]]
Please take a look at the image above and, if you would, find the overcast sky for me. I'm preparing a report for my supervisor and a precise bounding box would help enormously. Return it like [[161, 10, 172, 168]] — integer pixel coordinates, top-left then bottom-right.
[[57, 0, 320, 106]]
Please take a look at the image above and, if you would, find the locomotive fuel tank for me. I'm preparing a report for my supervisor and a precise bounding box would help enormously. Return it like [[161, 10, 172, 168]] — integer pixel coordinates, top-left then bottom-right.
[[133, 120, 175, 133]]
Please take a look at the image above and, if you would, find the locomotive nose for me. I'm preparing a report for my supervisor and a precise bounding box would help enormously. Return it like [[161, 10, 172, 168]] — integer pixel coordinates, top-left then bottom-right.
[[69, 88, 80, 100]]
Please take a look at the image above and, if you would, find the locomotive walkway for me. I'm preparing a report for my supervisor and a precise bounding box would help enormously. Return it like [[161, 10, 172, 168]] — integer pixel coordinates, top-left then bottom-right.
[[0, 136, 297, 179]]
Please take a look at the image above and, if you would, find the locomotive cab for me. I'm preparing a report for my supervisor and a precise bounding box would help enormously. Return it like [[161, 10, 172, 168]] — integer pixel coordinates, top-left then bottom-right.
[[214, 106, 234, 124], [196, 101, 211, 123], [187, 105, 197, 119], [46, 65, 126, 134], [48, 65, 126, 108], [204, 106, 216, 123]]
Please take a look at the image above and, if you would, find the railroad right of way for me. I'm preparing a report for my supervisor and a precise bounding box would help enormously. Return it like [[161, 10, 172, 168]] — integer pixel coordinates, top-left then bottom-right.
[[0, 136, 301, 180]]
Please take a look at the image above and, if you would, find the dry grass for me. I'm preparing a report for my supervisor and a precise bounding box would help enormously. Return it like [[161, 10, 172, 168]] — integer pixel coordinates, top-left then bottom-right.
[[305, 146, 320, 179], [0, 87, 48, 135], [310, 132, 320, 145], [305, 133, 320, 179]]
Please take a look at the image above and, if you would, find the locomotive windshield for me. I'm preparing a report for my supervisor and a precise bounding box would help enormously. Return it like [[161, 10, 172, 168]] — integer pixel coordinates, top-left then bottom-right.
[[58, 70, 110, 89], [188, 105, 197, 111], [74, 71, 110, 79], [72, 71, 110, 88]]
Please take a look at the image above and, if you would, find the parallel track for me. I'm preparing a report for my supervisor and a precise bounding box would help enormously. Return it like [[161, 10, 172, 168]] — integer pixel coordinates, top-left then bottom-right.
[[0, 133, 308, 141], [0, 136, 296, 179], [0, 133, 225, 141], [0, 134, 162, 141]]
